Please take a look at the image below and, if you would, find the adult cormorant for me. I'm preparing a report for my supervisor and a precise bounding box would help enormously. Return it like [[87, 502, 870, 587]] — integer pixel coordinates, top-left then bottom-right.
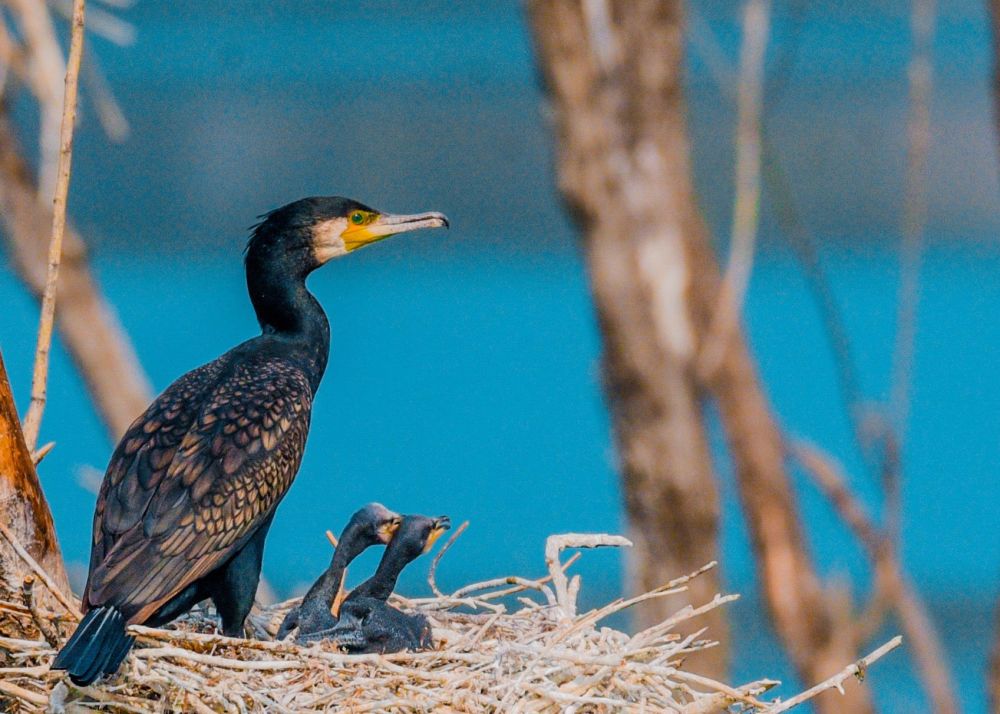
[[302, 514, 449, 652], [52, 197, 448, 685], [276, 503, 401, 639]]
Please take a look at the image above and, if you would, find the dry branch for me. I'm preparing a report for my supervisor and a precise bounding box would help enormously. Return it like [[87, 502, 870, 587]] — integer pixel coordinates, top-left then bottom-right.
[[698, 0, 770, 380], [794, 441, 957, 714], [4, 0, 64, 200], [0, 2, 151, 443], [764, 636, 904, 713], [890, 0, 936, 440], [21, 0, 87, 452], [0, 110, 152, 441]]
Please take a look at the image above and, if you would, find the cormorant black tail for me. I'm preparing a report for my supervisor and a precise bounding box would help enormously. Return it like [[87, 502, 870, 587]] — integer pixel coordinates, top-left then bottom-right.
[[51, 607, 134, 685]]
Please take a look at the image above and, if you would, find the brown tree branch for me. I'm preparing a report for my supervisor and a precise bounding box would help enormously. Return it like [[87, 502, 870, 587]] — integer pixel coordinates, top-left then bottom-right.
[[0, 110, 152, 441], [526, 0, 727, 677], [793, 441, 957, 714], [4, 0, 65, 200], [21, 0, 87, 451], [890, 0, 935, 441], [698, 291, 869, 711], [698, 0, 769, 381]]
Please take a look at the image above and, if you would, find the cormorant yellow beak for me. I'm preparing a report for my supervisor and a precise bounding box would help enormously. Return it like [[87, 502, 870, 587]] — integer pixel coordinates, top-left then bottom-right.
[[377, 516, 403, 544], [422, 516, 451, 553], [343, 211, 449, 253]]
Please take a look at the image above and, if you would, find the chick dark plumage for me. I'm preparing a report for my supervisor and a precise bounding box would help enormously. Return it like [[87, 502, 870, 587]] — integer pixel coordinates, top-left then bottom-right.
[[277, 503, 401, 640], [300, 515, 450, 653], [326, 599, 433, 654], [52, 197, 447, 686]]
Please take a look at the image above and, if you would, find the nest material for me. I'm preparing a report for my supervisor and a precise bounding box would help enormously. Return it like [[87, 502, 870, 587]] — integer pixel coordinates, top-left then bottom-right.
[[0, 532, 896, 713]]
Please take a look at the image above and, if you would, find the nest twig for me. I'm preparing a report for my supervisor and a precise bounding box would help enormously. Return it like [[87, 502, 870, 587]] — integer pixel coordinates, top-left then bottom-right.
[[0, 533, 899, 712]]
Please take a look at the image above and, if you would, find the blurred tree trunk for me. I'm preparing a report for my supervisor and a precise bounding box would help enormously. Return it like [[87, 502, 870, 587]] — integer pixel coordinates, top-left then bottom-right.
[[0, 350, 71, 612], [528, 2, 870, 708], [0, 108, 151, 442], [527, 0, 726, 677]]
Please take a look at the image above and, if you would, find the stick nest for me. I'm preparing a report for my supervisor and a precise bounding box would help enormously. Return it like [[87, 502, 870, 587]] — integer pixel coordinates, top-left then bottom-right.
[[0, 531, 896, 713]]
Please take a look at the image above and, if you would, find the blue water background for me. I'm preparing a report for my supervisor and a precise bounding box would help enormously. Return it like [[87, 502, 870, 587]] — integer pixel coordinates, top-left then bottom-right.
[[1, 2, 998, 711]]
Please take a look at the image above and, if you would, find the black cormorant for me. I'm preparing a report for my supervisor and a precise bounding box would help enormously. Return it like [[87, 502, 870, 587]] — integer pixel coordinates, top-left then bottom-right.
[[52, 197, 448, 685], [276, 503, 401, 640], [302, 514, 450, 653]]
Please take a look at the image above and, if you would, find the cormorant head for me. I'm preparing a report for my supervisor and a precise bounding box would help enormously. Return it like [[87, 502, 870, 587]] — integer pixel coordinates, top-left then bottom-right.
[[391, 514, 451, 560], [344, 503, 403, 547], [247, 196, 449, 274]]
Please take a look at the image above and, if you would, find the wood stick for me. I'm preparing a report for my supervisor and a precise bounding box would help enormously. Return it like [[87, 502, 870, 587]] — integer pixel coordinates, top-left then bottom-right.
[[22, 0, 87, 450], [544, 533, 631, 619], [22, 575, 61, 645], [427, 519, 468, 597], [0, 678, 47, 706], [764, 636, 903, 713], [0, 519, 78, 617]]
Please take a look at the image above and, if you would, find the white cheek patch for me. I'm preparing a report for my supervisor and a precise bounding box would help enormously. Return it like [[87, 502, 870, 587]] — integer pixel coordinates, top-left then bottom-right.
[[312, 217, 349, 263]]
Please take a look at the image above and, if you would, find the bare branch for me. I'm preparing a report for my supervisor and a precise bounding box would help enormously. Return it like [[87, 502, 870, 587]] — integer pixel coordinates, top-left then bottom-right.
[[544, 533, 631, 619], [765, 636, 903, 713], [0, 521, 77, 618], [428, 520, 469, 598], [698, 0, 770, 380], [5, 0, 65, 199], [21, 0, 87, 451], [686, 2, 871, 469], [0, 111, 153, 440], [890, 0, 936, 441], [793, 441, 957, 714]]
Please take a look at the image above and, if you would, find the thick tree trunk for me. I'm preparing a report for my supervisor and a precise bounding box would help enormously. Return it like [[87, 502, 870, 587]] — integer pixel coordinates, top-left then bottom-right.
[[528, 2, 870, 707], [0, 109, 151, 442], [526, 0, 726, 677], [0, 350, 70, 612]]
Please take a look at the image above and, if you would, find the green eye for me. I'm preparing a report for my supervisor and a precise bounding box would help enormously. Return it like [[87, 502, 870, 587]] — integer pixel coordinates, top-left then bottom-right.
[[350, 212, 365, 225]]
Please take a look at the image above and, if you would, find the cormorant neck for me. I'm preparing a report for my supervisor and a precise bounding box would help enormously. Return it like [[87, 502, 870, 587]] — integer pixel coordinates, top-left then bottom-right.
[[245, 253, 330, 387], [299, 528, 369, 608], [350, 547, 414, 602]]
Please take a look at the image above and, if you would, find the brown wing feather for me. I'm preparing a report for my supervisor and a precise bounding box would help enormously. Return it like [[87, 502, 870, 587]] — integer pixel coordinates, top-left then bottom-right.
[[84, 355, 312, 623]]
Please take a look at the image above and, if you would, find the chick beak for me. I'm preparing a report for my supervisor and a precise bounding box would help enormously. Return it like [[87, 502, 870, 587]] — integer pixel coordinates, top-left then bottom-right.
[[377, 516, 403, 544], [423, 516, 452, 553]]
